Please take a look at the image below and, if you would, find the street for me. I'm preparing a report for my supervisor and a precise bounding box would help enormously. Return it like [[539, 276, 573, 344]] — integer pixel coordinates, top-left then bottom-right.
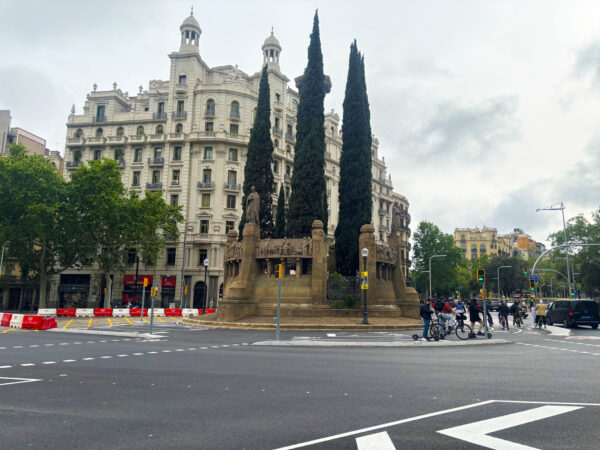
[[1, 317, 599, 449]]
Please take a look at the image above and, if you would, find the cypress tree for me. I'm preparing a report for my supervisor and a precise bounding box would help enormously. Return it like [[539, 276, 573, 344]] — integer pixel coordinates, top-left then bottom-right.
[[334, 40, 372, 275], [273, 184, 286, 238], [287, 11, 328, 237], [239, 65, 275, 239]]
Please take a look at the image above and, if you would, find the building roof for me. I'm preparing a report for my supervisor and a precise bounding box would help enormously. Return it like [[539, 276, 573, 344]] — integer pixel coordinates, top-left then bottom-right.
[[180, 13, 201, 31], [263, 31, 281, 49]]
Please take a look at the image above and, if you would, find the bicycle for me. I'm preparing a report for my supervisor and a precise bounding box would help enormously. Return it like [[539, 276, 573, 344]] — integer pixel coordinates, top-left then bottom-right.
[[513, 313, 522, 328], [429, 313, 472, 341], [499, 314, 509, 330]]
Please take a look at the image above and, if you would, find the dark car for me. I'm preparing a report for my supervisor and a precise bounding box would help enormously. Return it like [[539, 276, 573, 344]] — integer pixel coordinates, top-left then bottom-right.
[[490, 300, 500, 312], [546, 300, 599, 329]]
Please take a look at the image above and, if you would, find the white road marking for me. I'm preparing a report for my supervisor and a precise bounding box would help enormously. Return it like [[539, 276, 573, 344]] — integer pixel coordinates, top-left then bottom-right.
[[187, 348, 197, 351], [45, 344, 53, 346], [29, 345, 39, 348], [161, 350, 172, 353], [0, 366, 13, 369], [63, 359, 76, 362], [132, 353, 143, 355], [20, 363, 35, 367], [42, 361, 56, 364], [175, 349, 185, 351], [117, 354, 128, 357], [147, 351, 158, 354], [74, 342, 82, 344], [0, 347, 6, 350], [438, 405, 582, 449], [59, 343, 68, 346], [200, 347, 208, 349], [355, 431, 395, 450], [100, 356, 112, 359], [14, 346, 23, 349], [0, 376, 42, 387], [82, 358, 94, 361]]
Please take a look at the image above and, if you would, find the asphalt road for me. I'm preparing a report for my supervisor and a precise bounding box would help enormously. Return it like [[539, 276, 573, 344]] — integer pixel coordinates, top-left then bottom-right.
[[1, 317, 599, 449]]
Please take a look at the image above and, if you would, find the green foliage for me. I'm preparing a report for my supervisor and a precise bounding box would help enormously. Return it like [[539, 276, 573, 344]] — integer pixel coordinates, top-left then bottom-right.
[[273, 184, 286, 238], [344, 294, 358, 308], [287, 11, 328, 237], [335, 40, 372, 275], [239, 65, 275, 240]]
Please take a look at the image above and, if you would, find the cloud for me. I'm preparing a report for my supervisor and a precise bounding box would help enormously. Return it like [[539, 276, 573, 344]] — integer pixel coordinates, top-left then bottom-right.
[[574, 41, 600, 87]]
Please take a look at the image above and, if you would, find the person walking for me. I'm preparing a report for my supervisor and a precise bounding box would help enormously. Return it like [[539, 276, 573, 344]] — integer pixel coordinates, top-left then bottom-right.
[[531, 304, 537, 327], [469, 299, 484, 337], [419, 299, 433, 341], [536, 300, 547, 329]]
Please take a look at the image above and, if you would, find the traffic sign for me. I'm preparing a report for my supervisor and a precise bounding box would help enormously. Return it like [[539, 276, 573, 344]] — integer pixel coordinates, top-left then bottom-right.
[[529, 275, 538, 283]]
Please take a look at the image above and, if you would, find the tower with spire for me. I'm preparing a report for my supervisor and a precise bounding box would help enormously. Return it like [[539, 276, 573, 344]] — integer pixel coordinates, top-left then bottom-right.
[[179, 7, 201, 53], [262, 28, 282, 71]]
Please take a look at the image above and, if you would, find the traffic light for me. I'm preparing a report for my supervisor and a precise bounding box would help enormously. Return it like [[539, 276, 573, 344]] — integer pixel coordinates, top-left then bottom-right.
[[571, 290, 576, 297], [477, 269, 485, 283], [523, 267, 528, 275], [274, 263, 283, 279], [151, 287, 158, 297], [529, 279, 535, 292]]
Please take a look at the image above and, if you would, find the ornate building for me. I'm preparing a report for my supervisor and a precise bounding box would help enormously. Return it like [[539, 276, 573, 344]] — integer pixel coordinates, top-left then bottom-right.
[[57, 12, 411, 309]]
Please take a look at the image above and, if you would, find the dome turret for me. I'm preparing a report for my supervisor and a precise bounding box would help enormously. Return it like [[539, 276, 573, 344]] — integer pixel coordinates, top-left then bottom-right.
[[262, 28, 281, 70], [179, 8, 201, 53]]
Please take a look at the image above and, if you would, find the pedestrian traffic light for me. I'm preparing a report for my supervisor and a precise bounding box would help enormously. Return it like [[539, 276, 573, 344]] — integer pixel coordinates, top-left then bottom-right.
[[523, 267, 528, 275], [571, 290, 576, 297], [274, 263, 283, 279], [477, 269, 485, 283], [529, 279, 535, 292]]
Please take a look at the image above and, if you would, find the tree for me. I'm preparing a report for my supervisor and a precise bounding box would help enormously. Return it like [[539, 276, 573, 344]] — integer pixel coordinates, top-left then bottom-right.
[[335, 40, 372, 275], [412, 221, 462, 297], [239, 65, 275, 239], [287, 11, 328, 237], [273, 184, 287, 238]]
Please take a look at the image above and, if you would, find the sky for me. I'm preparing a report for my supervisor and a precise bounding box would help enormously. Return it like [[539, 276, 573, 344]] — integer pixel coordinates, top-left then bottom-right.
[[1, 0, 599, 247]]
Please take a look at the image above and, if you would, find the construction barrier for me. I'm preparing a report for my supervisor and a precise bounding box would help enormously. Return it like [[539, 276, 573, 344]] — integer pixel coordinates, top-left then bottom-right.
[[202, 309, 216, 314], [164, 308, 182, 317], [182, 308, 199, 316], [57, 308, 77, 317], [130, 308, 148, 317], [94, 308, 113, 317], [41, 317, 57, 330], [151, 308, 165, 316], [22, 315, 43, 330], [38, 308, 57, 317], [76, 308, 94, 318], [9, 314, 24, 328], [1, 313, 12, 327], [112, 308, 130, 317]]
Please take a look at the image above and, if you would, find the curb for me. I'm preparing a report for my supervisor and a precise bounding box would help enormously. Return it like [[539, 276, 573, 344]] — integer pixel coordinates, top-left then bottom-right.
[[180, 319, 422, 331], [252, 338, 511, 347], [48, 328, 162, 339]]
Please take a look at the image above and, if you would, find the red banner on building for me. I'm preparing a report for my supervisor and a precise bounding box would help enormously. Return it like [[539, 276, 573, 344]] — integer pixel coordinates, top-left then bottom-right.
[[162, 276, 176, 295], [123, 275, 153, 286]]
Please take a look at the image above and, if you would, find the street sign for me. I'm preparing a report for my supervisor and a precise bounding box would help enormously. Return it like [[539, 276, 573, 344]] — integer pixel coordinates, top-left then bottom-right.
[[529, 275, 538, 283]]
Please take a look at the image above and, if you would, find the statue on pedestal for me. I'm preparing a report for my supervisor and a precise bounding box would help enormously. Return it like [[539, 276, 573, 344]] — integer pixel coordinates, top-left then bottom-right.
[[246, 186, 260, 224], [391, 202, 401, 236]]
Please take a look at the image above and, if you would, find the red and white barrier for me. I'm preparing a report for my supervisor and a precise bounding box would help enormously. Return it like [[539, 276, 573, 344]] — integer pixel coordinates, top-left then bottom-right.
[[164, 308, 182, 317], [1, 313, 13, 327], [112, 308, 130, 317], [76, 308, 94, 318], [94, 308, 112, 317], [9, 314, 24, 328], [38, 308, 57, 317], [182, 308, 199, 316], [57, 308, 76, 317], [151, 308, 165, 316], [130, 308, 148, 317]]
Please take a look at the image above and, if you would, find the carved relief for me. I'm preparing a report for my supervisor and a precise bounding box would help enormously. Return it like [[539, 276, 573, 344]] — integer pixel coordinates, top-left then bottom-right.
[[224, 242, 243, 261], [256, 238, 313, 259], [376, 244, 398, 265]]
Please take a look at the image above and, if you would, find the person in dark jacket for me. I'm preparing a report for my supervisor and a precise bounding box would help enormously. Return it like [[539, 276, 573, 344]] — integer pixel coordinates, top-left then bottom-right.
[[498, 300, 509, 330], [419, 299, 433, 341], [469, 299, 484, 336]]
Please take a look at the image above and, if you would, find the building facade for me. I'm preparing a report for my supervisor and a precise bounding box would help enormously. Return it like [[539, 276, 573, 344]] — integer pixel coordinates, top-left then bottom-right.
[[454, 226, 544, 261], [0, 110, 48, 157], [57, 12, 411, 309]]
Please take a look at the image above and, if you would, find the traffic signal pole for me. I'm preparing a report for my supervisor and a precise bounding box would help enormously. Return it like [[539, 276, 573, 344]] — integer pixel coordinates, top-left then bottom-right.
[[483, 281, 488, 336], [275, 263, 282, 342]]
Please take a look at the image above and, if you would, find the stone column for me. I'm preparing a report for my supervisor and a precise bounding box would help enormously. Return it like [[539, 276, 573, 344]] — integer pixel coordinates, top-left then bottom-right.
[[389, 232, 419, 318], [295, 258, 301, 278], [223, 230, 237, 289], [266, 259, 273, 277], [327, 243, 336, 274], [358, 224, 377, 306], [311, 220, 327, 305]]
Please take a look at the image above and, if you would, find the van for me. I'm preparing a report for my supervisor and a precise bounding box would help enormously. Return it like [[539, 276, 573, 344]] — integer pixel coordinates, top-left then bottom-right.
[[546, 300, 599, 329]]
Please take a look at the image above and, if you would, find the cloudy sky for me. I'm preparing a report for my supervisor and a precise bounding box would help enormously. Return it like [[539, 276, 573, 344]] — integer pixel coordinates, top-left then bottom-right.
[[1, 0, 599, 246]]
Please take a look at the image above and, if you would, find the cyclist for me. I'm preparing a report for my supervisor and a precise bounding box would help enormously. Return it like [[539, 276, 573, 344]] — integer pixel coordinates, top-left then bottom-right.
[[536, 300, 547, 329], [498, 300, 509, 330], [455, 299, 466, 322], [510, 300, 522, 327], [438, 299, 457, 332], [469, 299, 484, 337]]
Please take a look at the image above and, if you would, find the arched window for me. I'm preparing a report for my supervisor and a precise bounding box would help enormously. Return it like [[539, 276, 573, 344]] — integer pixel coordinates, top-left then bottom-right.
[[116, 127, 124, 136], [175, 123, 183, 133], [291, 99, 299, 112], [96, 128, 103, 137], [137, 126, 144, 136], [285, 144, 291, 153], [156, 125, 163, 135], [274, 139, 279, 148], [230, 101, 240, 118], [205, 99, 215, 116], [74, 129, 83, 138]]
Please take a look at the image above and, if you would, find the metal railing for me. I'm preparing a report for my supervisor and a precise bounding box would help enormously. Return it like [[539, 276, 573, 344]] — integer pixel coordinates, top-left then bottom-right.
[[172, 111, 187, 119], [285, 132, 295, 142], [224, 183, 241, 191], [197, 181, 215, 189], [148, 157, 164, 165], [153, 112, 167, 120], [273, 126, 283, 136], [378, 209, 389, 216], [230, 110, 240, 119], [66, 161, 80, 168], [204, 108, 215, 117], [146, 182, 163, 190]]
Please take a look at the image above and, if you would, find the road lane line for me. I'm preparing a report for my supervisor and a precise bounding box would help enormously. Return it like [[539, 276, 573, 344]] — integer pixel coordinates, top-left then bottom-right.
[[45, 344, 54, 346], [100, 356, 112, 359], [14, 346, 23, 349], [125, 318, 133, 325], [0, 366, 13, 369], [63, 319, 73, 329], [108, 318, 113, 327], [155, 316, 166, 322], [82, 358, 94, 361], [117, 354, 128, 357], [20, 363, 35, 367], [63, 360, 76, 362], [133, 353, 143, 355], [88, 318, 93, 328], [42, 361, 56, 364], [29, 345, 39, 348]]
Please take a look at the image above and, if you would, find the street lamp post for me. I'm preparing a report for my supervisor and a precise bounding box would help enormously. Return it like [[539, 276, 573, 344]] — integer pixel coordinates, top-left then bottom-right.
[[537, 203, 572, 295], [497, 265, 511, 299], [202, 258, 209, 314], [0, 242, 7, 284], [362, 248, 369, 325], [550, 277, 556, 299], [429, 255, 446, 300], [179, 225, 193, 309]]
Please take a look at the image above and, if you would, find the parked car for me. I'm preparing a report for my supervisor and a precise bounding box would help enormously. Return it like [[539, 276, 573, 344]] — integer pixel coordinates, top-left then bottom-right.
[[490, 300, 500, 312], [546, 300, 599, 329]]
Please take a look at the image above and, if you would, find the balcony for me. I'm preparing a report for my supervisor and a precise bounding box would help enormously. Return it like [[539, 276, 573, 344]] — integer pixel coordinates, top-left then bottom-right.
[[148, 157, 164, 166], [230, 110, 240, 120], [175, 83, 187, 93], [224, 183, 241, 191], [204, 108, 215, 117], [93, 115, 106, 123], [172, 111, 187, 120], [272, 126, 283, 136], [117, 159, 125, 169], [107, 136, 127, 144], [148, 134, 165, 142], [66, 161, 80, 169], [146, 182, 163, 190], [129, 135, 146, 142], [87, 137, 105, 145], [378, 209, 389, 216], [67, 137, 85, 146], [169, 133, 184, 141], [285, 132, 295, 142], [153, 112, 167, 120], [284, 173, 291, 182], [197, 181, 215, 190]]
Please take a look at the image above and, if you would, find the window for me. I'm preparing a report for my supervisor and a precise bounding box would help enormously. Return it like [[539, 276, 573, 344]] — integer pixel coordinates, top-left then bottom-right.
[[272, 182, 277, 193], [117, 127, 124, 136], [286, 144, 291, 153], [205, 122, 214, 132], [173, 146, 182, 161], [203, 147, 213, 160], [175, 123, 183, 133], [275, 117, 280, 128], [75, 129, 83, 138], [156, 125, 163, 135], [74, 150, 81, 163], [275, 93, 281, 103], [96, 128, 103, 137], [152, 170, 160, 183], [225, 221, 235, 234], [285, 186, 290, 199], [273, 160, 279, 173], [154, 147, 162, 159], [291, 99, 298, 112], [170, 194, 178, 206], [227, 170, 237, 186], [287, 124, 293, 135], [202, 169, 212, 183], [178, 75, 186, 85], [94, 149, 102, 160], [172, 170, 180, 186], [200, 220, 209, 234], [230, 101, 240, 118], [177, 100, 184, 113], [205, 99, 215, 116], [226, 195, 236, 209], [285, 165, 291, 175], [96, 105, 105, 121], [274, 138, 279, 148], [132, 171, 140, 186], [167, 248, 176, 266], [114, 149, 123, 161], [134, 148, 142, 162], [127, 249, 137, 266], [480, 244, 486, 252], [158, 102, 165, 114], [228, 148, 238, 161], [198, 248, 208, 265], [229, 124, 239, 134], [461, 244, 466, 253], [201, 193, 211, 207], [137, 126, 144, 135]]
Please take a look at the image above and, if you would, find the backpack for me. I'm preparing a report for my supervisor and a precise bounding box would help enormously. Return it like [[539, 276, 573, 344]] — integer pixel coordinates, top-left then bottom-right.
[[456, 302, 465, 314], [434, 299, 445, 312]]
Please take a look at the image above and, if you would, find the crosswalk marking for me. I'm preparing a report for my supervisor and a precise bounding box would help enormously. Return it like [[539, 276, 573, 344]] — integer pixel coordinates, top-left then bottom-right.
[[356, 431, 395, 449]]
